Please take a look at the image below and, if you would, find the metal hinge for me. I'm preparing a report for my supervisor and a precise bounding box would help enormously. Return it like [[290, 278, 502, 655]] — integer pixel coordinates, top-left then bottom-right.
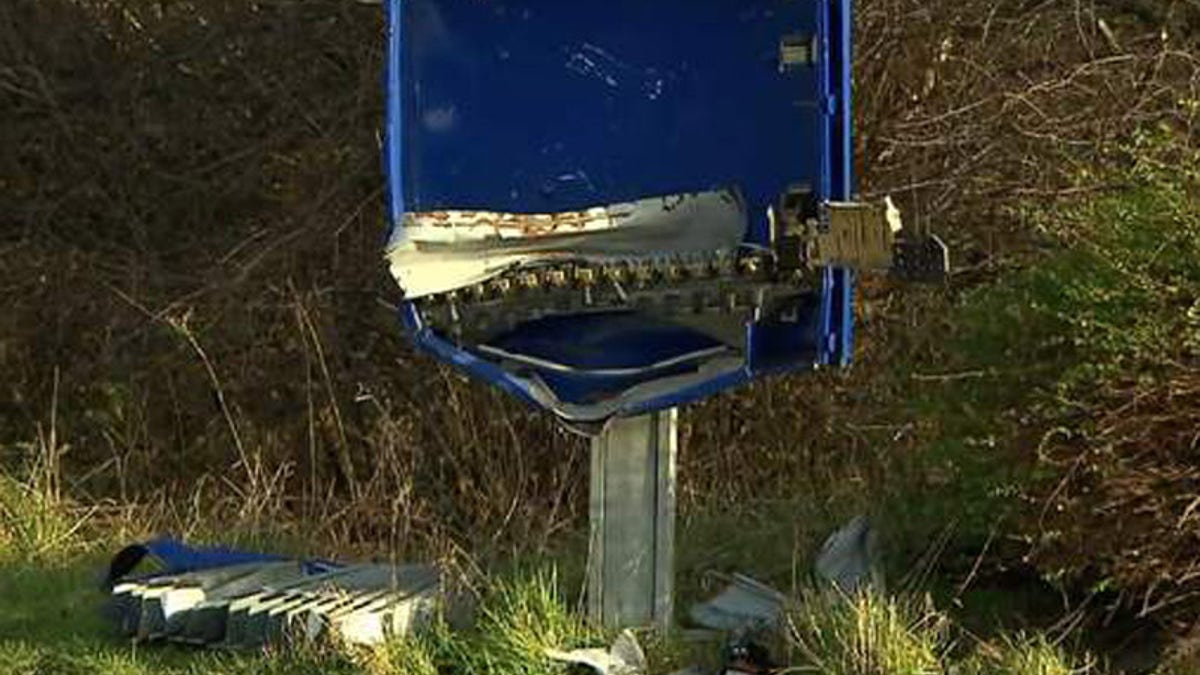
[[774, 188, 950, 281]]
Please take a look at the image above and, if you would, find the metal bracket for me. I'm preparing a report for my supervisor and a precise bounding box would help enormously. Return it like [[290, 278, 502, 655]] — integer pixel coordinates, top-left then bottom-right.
[[813, 201, 896, 270], [774, 188, 950, 280], [892, 233, 951, 282]]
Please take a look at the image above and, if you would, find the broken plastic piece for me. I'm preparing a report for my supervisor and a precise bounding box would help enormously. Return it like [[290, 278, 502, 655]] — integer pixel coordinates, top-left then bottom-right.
[[545, 629, 647, 675]]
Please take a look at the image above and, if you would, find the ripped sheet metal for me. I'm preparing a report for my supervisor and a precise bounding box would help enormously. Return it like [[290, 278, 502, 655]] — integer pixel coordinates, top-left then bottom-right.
[[109, 562, 441, 648], [386, 189, 746, 299]]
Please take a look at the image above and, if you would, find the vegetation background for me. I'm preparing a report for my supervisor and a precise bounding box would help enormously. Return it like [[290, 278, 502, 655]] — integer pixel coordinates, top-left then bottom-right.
[[3, 0, 1200, 672]]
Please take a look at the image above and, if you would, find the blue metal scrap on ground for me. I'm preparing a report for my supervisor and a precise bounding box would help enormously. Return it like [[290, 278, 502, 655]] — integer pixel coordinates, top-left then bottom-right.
[[104, 538, 442, 648], [383, 0, 862, 423]]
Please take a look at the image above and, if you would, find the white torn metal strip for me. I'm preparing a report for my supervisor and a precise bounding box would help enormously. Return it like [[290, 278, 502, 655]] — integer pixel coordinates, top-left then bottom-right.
[[386, 189, 747, 299], [519, 355, 746, 424]]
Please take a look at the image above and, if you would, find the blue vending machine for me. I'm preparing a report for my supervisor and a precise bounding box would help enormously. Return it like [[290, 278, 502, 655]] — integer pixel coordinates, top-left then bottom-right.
[[382, 0, 944, 627]]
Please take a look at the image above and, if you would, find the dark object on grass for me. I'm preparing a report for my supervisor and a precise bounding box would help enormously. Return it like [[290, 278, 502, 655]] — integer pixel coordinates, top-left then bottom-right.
[[722, 636, 777, 675]]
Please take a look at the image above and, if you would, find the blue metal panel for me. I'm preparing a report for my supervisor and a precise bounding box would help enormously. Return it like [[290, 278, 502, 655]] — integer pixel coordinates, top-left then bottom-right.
[[384, 0, 859, 419], [829, 0, 857, 366], [396, 0, 823, 242]]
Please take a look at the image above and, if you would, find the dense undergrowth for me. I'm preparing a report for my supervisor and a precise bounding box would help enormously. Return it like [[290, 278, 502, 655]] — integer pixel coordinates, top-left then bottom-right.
[[4, 0, 1200, 672]]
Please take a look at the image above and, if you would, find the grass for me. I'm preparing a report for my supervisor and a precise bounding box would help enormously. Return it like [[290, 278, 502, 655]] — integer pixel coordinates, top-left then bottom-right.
[[0, 455, 1100, 675], [786, 590, 950, 675], [3, 0, 1200, 671], [959, 635, 1096, 675], [0, 549, 1099, 675], [5, 140, 1199, 671], [783, 589, 1103, 675]]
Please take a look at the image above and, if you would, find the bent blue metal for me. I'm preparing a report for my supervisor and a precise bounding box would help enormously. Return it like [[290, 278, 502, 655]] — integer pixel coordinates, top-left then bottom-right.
[[383, 0, 857, 423]]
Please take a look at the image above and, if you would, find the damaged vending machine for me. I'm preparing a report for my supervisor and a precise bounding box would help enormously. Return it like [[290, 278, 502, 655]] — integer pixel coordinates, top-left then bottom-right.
[[382, 0, 946, 629]]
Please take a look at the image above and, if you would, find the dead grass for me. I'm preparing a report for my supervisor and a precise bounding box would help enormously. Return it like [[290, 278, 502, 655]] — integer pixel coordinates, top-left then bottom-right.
[[1, 0, 585, 568], [3, 0, 1200, 663], [1034, 373, 1200, 625]]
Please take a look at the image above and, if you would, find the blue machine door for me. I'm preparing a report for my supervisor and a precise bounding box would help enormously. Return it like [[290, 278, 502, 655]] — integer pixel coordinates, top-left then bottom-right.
[[385, 0, 855, 423]]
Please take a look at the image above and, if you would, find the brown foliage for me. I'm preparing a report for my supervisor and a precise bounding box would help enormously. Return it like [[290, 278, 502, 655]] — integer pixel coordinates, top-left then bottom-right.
[[1033, 369, 1200, 626], [0, 0, 583, 560], [1, 0, 1198, 601]]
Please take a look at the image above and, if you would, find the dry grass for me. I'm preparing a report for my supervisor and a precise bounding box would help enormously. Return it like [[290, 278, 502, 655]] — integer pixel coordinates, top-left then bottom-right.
[[1, 0, 586, 567], [854, 0, 1200, 253], [1034, 373, 1200, 625], [3, 0, 1200, 662]]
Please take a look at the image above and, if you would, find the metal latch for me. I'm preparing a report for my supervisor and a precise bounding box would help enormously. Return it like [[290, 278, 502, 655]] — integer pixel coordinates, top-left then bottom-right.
[[813, 201, 898, 270], [774, 188, 950, 280]]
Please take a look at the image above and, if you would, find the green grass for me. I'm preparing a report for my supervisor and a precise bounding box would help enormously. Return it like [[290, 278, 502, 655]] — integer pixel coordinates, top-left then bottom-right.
[[0, 551, 605, 675], [874, 129, 1200, 550], [782, 588, 1099, 675], [1, 553, 1103, 675], [786, 590, 950, 675], [958, 634, 1097, 675], [4, 129, 1197, 673], [0, 443, 90, 566]]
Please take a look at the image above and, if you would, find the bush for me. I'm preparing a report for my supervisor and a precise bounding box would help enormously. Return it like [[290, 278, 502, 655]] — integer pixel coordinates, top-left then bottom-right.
[[1020, 133, 1200, 625], [785, 590, 950, 675]]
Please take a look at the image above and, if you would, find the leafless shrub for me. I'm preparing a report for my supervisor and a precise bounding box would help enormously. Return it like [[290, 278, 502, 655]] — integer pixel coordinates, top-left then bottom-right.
[[1033, 370, 1200, 627]]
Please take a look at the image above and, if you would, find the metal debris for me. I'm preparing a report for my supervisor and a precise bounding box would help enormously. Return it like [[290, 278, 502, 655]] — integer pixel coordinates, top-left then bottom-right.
[[109, 561, 441, 648], [688, 574, 785, 633], [813, 515, 884, 595], [415, 254, 811, 346], [408, 192, 947, 347], [545, 629, 648, 675]]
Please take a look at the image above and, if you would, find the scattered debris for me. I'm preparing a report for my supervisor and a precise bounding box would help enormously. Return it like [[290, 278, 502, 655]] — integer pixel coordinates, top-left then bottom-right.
[[686, 575, 785, 674], [682, 519, 885, 674], [689, 574, 785, 633], [546, 629, 648, 675], [813, 515, 884, 595], [105, 538, 442, 648]]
